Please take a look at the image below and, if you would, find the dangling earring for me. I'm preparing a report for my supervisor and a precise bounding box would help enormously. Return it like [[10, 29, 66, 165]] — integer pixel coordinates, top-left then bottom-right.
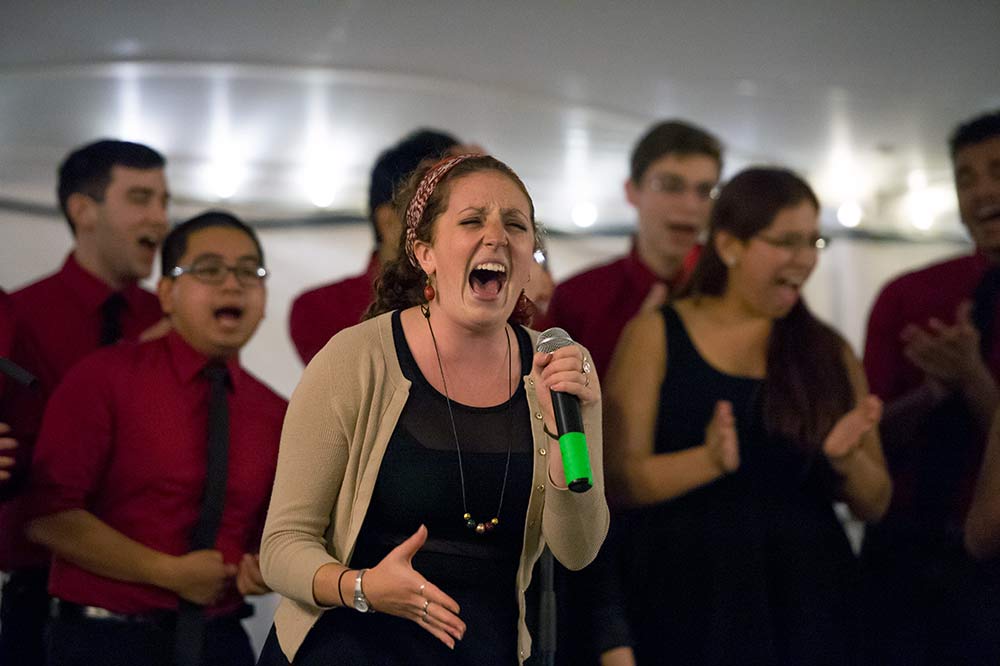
[[509, 290, 537, 326], [423, 274, 436, 302]]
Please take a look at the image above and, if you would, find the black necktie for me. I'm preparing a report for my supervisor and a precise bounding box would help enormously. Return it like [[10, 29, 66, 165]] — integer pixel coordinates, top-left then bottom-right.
[[971, 266, 1000, 358], [99, 292, 126, 346], [175, 364, 231, 666]]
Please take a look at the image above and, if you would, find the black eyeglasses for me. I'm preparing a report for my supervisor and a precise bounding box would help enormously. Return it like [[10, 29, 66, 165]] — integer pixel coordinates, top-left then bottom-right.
[[169, 258, 268, 287], [754, 233, 829, 252], [645, 173, 719, 201]]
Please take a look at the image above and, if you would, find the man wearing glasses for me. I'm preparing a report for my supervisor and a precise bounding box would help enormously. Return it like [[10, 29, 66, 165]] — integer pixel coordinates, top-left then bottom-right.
[[540, 120, 722, 666], [541, 119, 723, 375], [26, 212, 287, 666]]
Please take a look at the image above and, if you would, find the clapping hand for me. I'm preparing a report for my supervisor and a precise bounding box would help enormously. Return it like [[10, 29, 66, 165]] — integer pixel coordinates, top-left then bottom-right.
[[823, 395, 883, 465], [902, 300, 986, 391], [704, 401, 739, 474]]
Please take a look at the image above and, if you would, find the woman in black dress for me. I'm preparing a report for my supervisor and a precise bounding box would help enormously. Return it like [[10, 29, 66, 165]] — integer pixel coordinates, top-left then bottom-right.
[[603, 167, 891, 665]]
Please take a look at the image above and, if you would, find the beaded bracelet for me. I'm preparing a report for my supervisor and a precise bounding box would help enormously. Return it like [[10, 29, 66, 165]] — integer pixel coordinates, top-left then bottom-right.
[[337, 568, 352, 607]]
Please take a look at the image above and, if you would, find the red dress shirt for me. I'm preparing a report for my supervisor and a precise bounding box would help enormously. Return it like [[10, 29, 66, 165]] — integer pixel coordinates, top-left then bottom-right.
[[539, 242, 701, 375], [28, 331, 287, 614], [288, 253, 380, 365], [0, 254, 164, 570], [0, 289, 13, 401], [863, 252, 1000, 528]]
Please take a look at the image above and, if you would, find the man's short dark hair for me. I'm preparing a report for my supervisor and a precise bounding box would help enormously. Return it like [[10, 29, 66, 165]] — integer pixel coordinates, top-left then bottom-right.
[[161, 210, 264, 275], [368, 129, 459, 245], [949, 110, 1000, 161], [629, 120, 723, 184], [57, 139, 166, 233]]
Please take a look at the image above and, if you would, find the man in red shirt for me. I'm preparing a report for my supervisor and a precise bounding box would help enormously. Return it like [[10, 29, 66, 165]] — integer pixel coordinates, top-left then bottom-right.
[[541, 119, 723, 375], [543, 120, 723, 666], [27, 211, 287, 666], [0, 140, 170, 666], [288, 129, 463, 365], [0, 289, 18, 491], [861, 109, 1000, 664]]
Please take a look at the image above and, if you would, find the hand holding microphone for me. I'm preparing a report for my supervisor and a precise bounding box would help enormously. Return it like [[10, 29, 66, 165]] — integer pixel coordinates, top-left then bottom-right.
[[534, 327, 597, 493]]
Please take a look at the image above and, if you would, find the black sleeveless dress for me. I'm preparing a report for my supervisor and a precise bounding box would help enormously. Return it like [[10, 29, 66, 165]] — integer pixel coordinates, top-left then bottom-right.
[[621, 305, 861, 666], [258, 311, 533, 665]]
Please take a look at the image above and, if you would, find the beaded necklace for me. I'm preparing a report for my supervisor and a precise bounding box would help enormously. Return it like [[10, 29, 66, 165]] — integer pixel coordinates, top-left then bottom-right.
[[421, 304, 514, 535]]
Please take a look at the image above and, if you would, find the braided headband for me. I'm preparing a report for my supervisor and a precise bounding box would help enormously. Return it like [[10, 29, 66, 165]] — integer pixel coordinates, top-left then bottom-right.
[[404, 153, 479, 268]]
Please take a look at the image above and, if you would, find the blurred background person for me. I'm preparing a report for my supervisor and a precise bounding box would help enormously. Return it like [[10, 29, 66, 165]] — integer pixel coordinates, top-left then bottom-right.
[[603, 168, 890, 665], [861, 109, 1000, 664], [548, 118, 723, 666], [541, 119, 722, 374], [288, 129, 465, 365], [0, 289, 18, 492], [0, 139, 170, 666], [257, 154, 608, 666], [27, 212, 286, 666]]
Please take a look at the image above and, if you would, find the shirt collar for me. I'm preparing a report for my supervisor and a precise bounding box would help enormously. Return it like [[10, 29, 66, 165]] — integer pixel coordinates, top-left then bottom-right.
[[623, 240, 701, 291], [165, 329, 243, 392], [58, 253, 151, 314]]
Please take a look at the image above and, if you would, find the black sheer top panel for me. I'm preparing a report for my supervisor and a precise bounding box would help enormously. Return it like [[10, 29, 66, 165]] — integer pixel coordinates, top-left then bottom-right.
[[351, 311, 534, 592]]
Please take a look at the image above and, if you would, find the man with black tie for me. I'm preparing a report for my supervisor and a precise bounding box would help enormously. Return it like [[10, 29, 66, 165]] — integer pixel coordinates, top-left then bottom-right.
[[27, 211, 286, 666], [0, 139, 169, 666]]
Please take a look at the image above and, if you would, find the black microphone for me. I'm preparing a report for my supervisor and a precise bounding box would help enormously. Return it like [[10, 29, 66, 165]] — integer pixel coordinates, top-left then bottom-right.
[[536, 327, 593, 493], [0, 357, 37, 388]]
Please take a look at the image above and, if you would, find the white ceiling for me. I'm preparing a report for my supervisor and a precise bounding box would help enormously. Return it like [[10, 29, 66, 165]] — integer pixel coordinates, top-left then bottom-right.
[[1, 1, 998, 235]]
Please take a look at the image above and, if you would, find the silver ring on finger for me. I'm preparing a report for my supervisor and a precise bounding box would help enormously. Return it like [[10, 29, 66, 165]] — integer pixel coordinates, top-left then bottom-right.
[[582, 357, 592, 375], [422, 599, 430, 612], [421, 605, 430, 622], [584, 373, 591, 388], [418, 583, 426, 597]]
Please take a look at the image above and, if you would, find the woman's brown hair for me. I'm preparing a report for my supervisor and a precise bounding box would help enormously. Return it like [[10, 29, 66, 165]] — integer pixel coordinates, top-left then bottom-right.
[[682, 167, 854, 454]]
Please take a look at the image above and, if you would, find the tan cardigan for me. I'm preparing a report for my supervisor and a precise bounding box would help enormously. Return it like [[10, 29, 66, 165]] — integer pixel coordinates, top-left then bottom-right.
[[260, 312, 609, 664]]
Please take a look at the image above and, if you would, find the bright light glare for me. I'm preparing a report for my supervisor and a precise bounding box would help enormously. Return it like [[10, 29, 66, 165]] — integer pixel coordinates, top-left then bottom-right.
[[907, 170, 928, 191], [571, 202, 598, 228], [911, 213, 934, 231], [207, 156, 242, 200], [837, 202, 862, 228]]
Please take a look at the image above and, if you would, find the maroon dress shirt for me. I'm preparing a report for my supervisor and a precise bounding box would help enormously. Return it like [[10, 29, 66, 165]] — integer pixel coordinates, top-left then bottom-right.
[[539, 242, 701, 375], [0, 254, 164, 570], [0, 289, 13, 401], [28, 331, 287, 614], [288, 253, 381, 365], [864, 252, 1000, 528]]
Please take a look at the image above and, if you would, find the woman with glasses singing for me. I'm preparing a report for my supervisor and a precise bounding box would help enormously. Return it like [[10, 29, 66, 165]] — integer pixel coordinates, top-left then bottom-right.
[[602, 167, 891, 665]]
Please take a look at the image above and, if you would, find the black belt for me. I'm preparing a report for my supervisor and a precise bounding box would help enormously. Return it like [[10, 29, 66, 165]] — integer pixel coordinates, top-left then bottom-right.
[[51, 599, 253, 626], [0, 567, 48, 589]]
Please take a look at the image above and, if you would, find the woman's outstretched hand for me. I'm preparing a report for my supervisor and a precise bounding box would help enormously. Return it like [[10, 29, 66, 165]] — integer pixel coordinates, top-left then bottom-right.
[[364, 525, 466, 649]]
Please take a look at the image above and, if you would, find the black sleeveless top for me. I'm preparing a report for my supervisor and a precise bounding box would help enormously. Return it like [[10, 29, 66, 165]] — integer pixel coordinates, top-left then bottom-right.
[[292, 311, 533, 666], [623, 305, 861, 666]]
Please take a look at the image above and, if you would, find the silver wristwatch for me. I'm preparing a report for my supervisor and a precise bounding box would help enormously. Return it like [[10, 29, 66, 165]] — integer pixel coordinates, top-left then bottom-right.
[[353, 568, 375, 613]]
